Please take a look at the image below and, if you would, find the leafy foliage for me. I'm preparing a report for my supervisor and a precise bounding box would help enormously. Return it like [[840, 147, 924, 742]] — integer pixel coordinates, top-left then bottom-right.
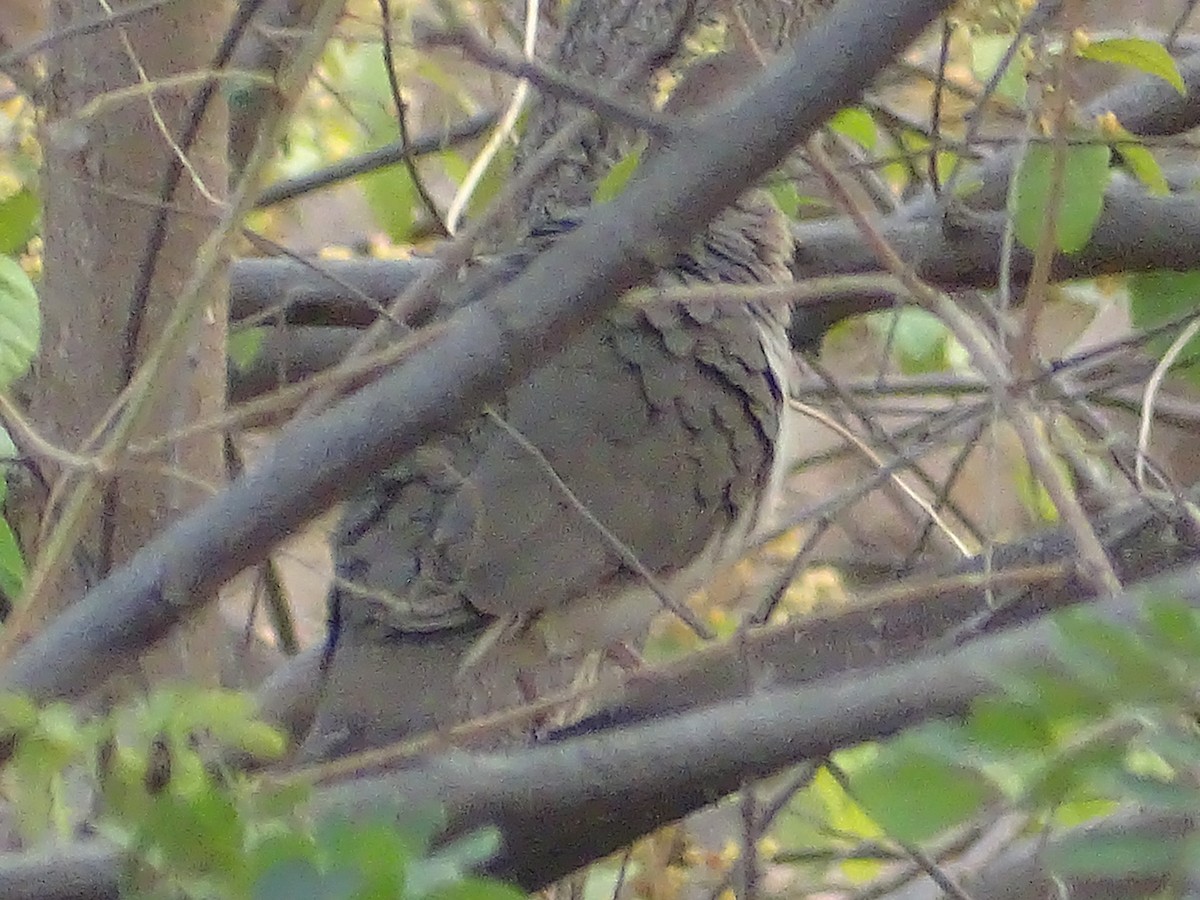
[[831, 596, 1200, 889], [0, 685, 517, 900]]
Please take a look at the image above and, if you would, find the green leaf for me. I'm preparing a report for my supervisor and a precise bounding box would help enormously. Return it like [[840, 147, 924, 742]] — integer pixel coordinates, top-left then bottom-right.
[[0, 190, 39, 255], [1128, 271, 1200, 375], [1107, 123, 1169, 195], [872, 308, 949, 374], [142, 788, 245, 879], [0, 256, 39, 386], [1055, 610, 1186, 705], [229, 328, 265, 374], [1024, 737, 1126, 808], [1012, 141, 1111, 253], [0, 516, 27, 601], [412, 827, 505, 898], [1048, 831, 1183, 878], [593, 139, 646, 203], [255, 857, 356, 900], [1128, 269, 1200, 386], [971, 33, 1029, 106], [1081, 38, 1186, 95], [851, 752, 993, 842], [229, 327, 265, 372], [361, 165, 419, 244], [1103, 770, 1200, 812], [829, 107, 877, 151], [968, 698, 1054, 752], [767, 181, 828, 219], [1142, 598, 1200, 666], [999, 668, 1111, 722]]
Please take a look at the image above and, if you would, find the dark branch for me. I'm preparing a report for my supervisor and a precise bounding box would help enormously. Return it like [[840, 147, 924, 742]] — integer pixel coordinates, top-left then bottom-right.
[[254, 111, 496, 208]]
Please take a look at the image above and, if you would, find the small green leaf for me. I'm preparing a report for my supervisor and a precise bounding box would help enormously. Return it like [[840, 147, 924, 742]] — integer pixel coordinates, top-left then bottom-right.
[[999, 668, 1112, 722], [0, 693, 36, 732], [361, 166, 419, 243], [593, 139, 646, 203], [1024, 737, 1126, 808], [1055, 610, 1185, 705], [0, 190, 39, 255], [971, 33, 1029, 106], [1129, 270, 1200, 336], [1048, 831, 1183, 878], [768, 181, 828, 219], [968, 698, 1054, 752], [851, 752, 993, 842], [0, 256, 39, 386], [829, 107, 877, 151], [0, 517, 26, 601], [1107, 123, 1169, 195], [1081, 38, 1186, 95], [1128, 270, 1200, 379], [229, 327, 265, 372], [1012, 141, 1111, 253], [872, 308, 948, 374], [1142, 598, 1200, 665]]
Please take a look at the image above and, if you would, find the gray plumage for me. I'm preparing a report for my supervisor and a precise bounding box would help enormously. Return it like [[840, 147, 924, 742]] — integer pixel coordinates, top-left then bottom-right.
[[300, 191, 797, 759]]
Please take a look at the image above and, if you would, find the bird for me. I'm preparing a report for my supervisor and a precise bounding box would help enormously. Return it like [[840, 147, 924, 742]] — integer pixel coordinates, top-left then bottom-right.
[[299, 54, 800, 761]]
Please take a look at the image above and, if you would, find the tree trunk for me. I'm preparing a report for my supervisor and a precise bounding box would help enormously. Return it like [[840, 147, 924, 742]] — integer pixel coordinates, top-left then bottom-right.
[[25, 1, 230, 684]]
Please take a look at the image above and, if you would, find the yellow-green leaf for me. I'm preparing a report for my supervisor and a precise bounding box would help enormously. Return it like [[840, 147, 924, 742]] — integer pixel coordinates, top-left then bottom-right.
[[852, 753, 994, 843], [593, 139, 647, 203], [1105, 119, 1168, 195], [0, 190, 39, 255], [1081, 38, 1186, 95], [829, 107, 877, 151], [228, 328, 264, 373]]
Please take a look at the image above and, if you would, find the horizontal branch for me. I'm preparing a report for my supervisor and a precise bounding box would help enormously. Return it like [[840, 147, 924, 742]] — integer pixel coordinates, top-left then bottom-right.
[[230, 181, 1200, 351], [253, 111, 497, 208], [792, 181, 1200, 282], [6, 558, 1200, 898]]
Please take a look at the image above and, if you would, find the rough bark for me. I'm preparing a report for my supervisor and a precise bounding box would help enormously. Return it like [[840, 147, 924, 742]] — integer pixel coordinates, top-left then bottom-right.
[[25, 1, 229, 682]]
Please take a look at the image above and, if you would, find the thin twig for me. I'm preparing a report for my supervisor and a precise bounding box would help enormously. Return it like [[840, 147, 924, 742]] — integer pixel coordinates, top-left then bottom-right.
[[442, 0, 539, 233], [378, 0, 449, 236], [1137, 315, 1200, 491], [419, 27, 676, 144]]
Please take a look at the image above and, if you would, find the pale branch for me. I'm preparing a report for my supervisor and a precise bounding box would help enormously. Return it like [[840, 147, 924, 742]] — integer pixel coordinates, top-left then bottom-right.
[[0, 0, 956, 704]]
